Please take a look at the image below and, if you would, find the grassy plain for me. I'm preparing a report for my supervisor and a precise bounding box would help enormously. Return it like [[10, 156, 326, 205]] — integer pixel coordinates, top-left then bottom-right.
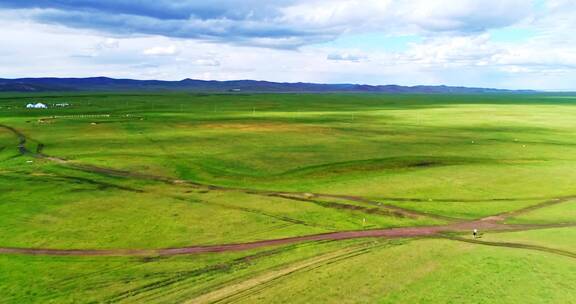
[[0, 92, 575, 303]]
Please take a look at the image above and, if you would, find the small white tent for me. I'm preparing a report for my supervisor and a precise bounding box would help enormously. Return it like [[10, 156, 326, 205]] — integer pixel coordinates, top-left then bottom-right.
[[26, 103, 47, 109]]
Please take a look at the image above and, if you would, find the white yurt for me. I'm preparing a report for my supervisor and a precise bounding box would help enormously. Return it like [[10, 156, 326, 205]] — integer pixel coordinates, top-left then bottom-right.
[[26, 103, 47, 109]]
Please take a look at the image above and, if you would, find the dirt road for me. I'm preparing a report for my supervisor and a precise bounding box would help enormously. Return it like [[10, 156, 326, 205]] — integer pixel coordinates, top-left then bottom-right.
[[1, 219, 571, 257], [0, 123, 574, 257]]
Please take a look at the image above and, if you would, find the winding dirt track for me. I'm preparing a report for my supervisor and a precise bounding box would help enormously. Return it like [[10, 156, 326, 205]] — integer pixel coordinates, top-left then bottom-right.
[[0, 221, 551, 257], [0, 123, 575, 257]]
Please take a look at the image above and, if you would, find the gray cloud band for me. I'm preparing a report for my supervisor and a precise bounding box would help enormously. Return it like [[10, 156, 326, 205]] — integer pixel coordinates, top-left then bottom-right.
[[0, 0, 532, 48]]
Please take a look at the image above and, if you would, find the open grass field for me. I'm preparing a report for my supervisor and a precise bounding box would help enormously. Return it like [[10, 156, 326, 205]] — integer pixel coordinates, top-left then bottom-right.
[[1, 92, 576, 303]]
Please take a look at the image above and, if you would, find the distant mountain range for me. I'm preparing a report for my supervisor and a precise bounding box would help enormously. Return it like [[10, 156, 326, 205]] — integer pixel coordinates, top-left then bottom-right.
[[0, 77, 537, 94]]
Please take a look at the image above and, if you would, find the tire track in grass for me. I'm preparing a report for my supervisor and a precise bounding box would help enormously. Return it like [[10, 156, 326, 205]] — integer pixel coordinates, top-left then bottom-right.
[[0, 123, 450, 222], [2, 122, 559, 225], [168, 195, 335, 235], [214, 247, 380, 304], [269, 193, 420, 219], [46, 262, 142, 295], [123, 241, 339, 303], [185, 241, 385, 304], [0, 220, 543, 257], [203, 201, 336, 231], [102, 241, 335, 303], [211, 250, 373, 304], [1, 124, 331, 238], [0, 123, 31, 155], [306, 193, 460, 222], [3, 171, 144, 193], [102, 249, 283, 303], [1, 123, 575, 258], [496, 196, 576, 220], [103, 260, 233, 303], [442, 236, 576, 260]]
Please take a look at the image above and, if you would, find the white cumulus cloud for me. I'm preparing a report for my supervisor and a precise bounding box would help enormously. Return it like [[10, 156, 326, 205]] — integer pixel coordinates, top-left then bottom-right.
[[143, 45, 178, 56]]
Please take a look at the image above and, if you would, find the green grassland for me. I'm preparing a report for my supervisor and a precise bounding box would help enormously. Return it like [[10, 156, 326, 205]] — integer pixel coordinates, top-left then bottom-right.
[[0, 92, 575, 303], [506, 199, 576, 225]]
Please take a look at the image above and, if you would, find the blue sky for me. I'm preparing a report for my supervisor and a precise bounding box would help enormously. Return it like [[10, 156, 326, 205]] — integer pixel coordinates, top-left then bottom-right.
[[0, 0, 575, 90]]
